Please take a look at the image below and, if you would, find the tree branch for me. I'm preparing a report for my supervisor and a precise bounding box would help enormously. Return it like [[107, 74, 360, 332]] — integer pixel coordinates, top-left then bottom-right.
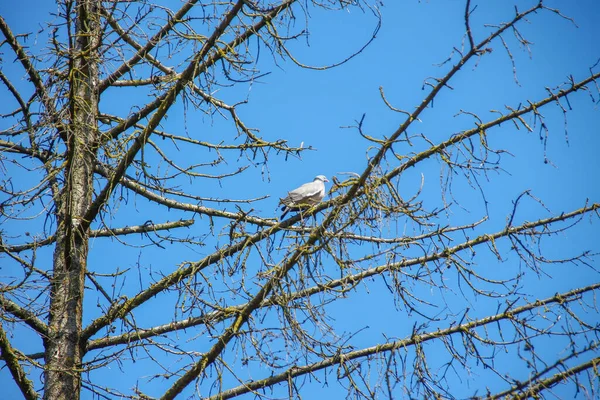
[[99, 7, 175, 78], [98, 0, 196, 92], [0, 16, 63, 140], [100, 0, 296, 144], [487, 349, 600, 399], [302, 70, 600, 221], [76, 203, 597, 353], [1, 219, 195, 254], [0, 296, 48, 336], [80, 0, 259, 236], [336, 2, 545, 206], [93, 164, 275, 226], [206, 282, 600, 400], [0, 322, 39, 400], [511, 356, 600, 398]]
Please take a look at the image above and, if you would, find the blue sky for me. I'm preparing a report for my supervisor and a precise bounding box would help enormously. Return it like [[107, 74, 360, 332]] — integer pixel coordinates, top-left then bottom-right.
[[1, 0, 599, 398]]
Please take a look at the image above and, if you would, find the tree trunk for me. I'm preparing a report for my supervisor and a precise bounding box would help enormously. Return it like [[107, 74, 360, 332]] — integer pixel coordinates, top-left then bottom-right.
[[44, 1, 100, 399]]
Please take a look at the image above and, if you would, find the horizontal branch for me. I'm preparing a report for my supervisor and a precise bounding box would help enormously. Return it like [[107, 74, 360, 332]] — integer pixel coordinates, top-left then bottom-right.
[[99, 112, 306, 161], [0, 139, 52, 163], [1, 219, 195, 254], [92, 219, 195, 237], [96, 161, 473, 241]]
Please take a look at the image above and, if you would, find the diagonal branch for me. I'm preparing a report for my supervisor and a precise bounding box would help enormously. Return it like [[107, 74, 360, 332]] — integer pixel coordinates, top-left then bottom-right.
[[285, 203, 600, 300], [0, 296, 48, 337], [0, 17, 47, 110], [100, 7, 175, 77], [80, 203, 597, 353], [0, 322, 39, 400], [500, 356, 600, 399], [159, 216, 326, 399], [303, 70, 600, 221], [80, 0, 248, 235], [98, 0, 197, 92], [93, 164, 275, 226], [81, 45, 599, 355], [254, 2, 559, 227], [488, 353, 600, 399], [336, 2, 546, 207], [0, 69, 31, 131], [384, 70, 600, 184], [206, 282, 600, 400], [0, 16, 64, 140], [100, 0, 296, 143]]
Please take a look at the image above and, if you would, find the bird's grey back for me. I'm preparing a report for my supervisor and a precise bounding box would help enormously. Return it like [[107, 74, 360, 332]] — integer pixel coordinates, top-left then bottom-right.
[[280, 180, 325, 206]]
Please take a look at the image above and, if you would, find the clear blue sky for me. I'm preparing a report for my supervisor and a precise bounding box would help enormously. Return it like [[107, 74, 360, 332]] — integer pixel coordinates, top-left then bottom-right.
[[1, 0, 599, 398]]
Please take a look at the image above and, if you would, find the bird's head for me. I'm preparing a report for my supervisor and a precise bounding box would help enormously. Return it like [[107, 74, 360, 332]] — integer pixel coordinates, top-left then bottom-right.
[[314, 175, 329, 183]]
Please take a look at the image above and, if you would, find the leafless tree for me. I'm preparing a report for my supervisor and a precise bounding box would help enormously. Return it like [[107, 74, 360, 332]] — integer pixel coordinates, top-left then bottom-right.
[[1, 1, 599, 399]]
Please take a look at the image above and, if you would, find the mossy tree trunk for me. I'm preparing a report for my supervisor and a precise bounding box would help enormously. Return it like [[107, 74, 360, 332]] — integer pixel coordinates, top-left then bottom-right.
[[44, 1, 100, 399]]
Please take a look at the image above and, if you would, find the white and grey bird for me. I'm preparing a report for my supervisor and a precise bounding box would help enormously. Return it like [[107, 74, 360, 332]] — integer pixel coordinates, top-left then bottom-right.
[[279, 175, 329, 219]]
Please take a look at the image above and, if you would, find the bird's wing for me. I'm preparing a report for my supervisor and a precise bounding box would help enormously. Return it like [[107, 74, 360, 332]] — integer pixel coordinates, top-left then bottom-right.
[[280, 181, 324, 206]]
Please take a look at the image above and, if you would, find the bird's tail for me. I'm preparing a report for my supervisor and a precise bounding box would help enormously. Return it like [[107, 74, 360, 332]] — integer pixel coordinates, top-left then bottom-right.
[[280, 206, 289, 220]]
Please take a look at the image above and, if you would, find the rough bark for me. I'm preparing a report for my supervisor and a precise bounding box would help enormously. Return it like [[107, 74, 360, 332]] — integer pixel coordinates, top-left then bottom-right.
[[43, 1, 100, 399]]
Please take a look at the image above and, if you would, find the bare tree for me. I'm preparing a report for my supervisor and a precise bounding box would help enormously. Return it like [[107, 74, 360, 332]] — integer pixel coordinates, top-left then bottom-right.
[[1, 1, 599, 399]]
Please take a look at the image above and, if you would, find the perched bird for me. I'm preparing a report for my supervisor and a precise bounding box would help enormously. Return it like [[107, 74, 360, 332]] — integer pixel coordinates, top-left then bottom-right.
[[279, 175, 329, 219]]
